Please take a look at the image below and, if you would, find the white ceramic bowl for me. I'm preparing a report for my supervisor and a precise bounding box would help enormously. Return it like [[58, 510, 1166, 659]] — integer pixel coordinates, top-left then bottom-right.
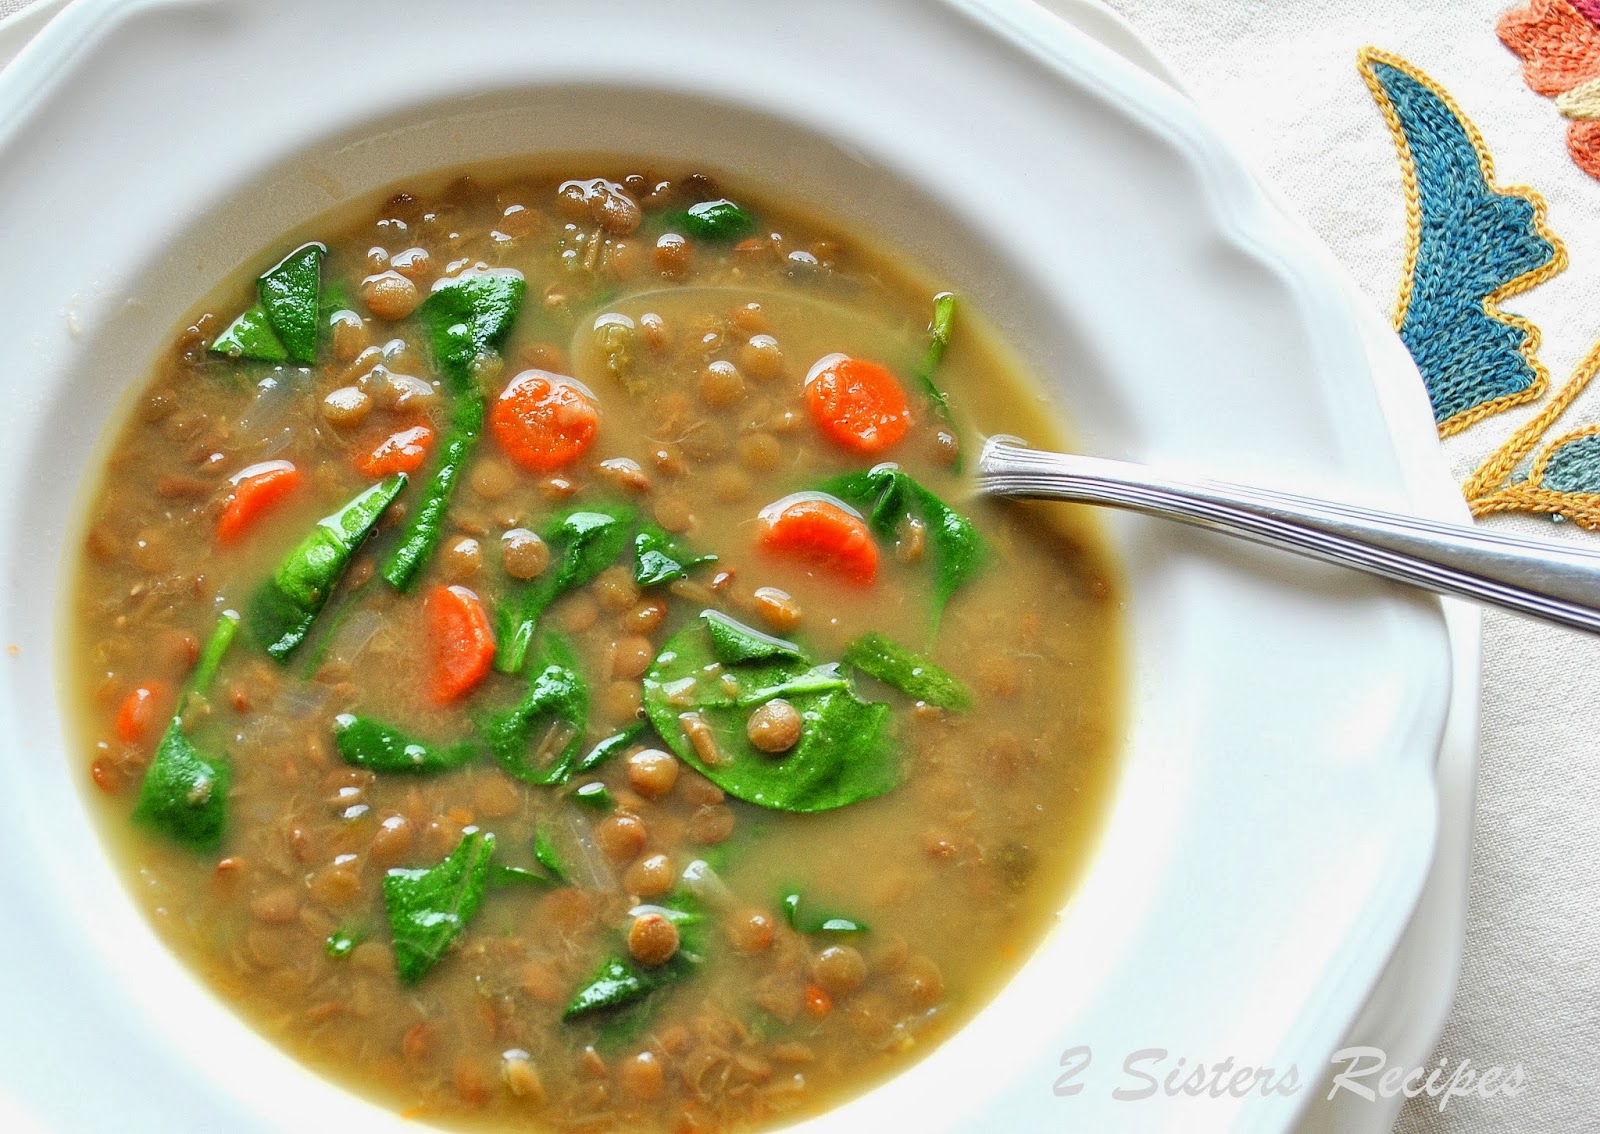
[[0, 1, 1454, 1131]]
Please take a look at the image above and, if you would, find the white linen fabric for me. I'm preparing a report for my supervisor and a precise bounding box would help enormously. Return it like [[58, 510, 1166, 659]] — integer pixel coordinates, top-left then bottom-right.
[[1099, 2, 1600, 1132]]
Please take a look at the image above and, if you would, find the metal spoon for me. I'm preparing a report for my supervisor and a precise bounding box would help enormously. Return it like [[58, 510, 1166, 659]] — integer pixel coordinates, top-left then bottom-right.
[[977, 437, 1600, 634]]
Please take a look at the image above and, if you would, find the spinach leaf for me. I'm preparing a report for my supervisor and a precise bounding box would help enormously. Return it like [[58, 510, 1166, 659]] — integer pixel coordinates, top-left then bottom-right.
[[416, 268, 528, 392], [481, 638, 589, 784], [912, 291, 957, 424], [780, 891, 868, 934], [209, 305, 287, 362], [490, 864, 559, 890], [319, 279, 354, 321], [326, 928, 362, 958], [573, 781, 613, 809], [382, 828, 496, 984], [701, 609, 803, 664], [256, 242, 325, 364], [642, 613, 898, 813], [823, 464, 984, 620], [633, 523, 717, 587], [332, 713, 478, 773], [132, 718, 232, 851], [380, 390, 483, 592], [680, 198, 755, 242], [251, 474, 407, 660], [547, 508, 637, 593], [564, 955, 670, 1019], [380, 269, 525, 590], [191, 606, 241, 692], [564, 898, 705, 1021], [576, 721, 645, 775], [496, 506, 634, 674], [209, 242, 327, 364], [842, 631, 972, 711], [131, 610, 241, 851], [534, 826, 569, 883]]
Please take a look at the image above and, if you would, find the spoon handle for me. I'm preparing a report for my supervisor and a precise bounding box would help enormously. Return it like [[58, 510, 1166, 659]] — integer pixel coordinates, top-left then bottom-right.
[[978, 439, 1600, 635]]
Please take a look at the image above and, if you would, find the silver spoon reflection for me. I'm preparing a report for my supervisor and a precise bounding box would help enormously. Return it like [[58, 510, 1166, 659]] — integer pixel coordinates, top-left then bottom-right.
[[977, 436, 1600, 635]]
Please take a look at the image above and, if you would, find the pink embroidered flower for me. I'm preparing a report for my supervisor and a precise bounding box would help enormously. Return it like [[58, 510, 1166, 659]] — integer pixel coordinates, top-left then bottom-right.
[[1498, 0, 1600, 97]]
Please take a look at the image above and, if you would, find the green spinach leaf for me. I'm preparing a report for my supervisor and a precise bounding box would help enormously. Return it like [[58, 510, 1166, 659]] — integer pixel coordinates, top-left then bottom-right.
[[780, 891, 868, 934], [332, 713, 478, 773], [481, 638, 590, 784], [842, 631, 972, 711], [209, 305, 287, 362], [490, 864, 559, 890], [256, 242, 325, 364], [680, 198, 755, 242], [416, 268, 528, 392], [382, 828, 496, 984], [133, 718, 232, 851], [326, 928, 362, 958], [633, 523, 717, 587], [534, 826, 569, 883], [823, 464, 984, 620], [912, 291, 957, 423], [564, 955, 669, 1019], [251, 474, 406, 660], [576, 721, 645, 775], [701, 610, 803, 664], [497, 506, 634, 674], [131, 610, 241, 851], [380, 269, 526, 589], [564, 897, 705, 1021], [380, 390, 483, 592], [642, 613, 897, 813]]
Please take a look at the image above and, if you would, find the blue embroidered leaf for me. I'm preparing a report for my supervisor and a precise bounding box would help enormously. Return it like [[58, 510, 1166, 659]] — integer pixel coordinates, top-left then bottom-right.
[[1365, 56, 1560, 425], [1539, 433, 1600, 494]]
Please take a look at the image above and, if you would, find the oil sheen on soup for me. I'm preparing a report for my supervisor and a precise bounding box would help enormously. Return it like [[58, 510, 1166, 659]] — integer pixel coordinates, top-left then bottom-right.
[[68, 166, 1122, 1132]]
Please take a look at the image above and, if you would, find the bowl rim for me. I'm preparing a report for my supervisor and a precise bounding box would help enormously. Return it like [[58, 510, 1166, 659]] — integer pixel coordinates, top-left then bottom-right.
[[0, 1, 1456, 1131]]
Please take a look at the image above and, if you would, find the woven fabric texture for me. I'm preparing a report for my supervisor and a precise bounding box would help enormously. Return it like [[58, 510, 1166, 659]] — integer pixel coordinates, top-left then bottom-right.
[[1103, 2, 1600, 1132]]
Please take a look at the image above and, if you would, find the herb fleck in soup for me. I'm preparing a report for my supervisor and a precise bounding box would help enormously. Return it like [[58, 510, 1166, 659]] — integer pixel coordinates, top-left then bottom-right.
[[68, 165, 1122, 1132]]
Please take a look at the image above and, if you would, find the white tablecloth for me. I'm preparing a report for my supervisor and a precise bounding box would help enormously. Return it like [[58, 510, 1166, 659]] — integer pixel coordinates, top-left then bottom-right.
[[1, 0, 1586, 1131], [1099, 3, 1600, 1132]]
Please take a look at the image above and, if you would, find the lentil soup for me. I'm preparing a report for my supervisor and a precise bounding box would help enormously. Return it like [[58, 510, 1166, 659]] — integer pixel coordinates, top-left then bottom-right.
[[67, 164, 1122, 1132]]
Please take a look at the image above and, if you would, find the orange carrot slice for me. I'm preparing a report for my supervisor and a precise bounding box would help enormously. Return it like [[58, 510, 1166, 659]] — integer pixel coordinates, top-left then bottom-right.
[[217, 460, 302, 544], [803, 353, 910, 455], [426, 584, 496, 703], [757, 493, 878, 585], [490, 369, 600, 473], [114, 682, 170, 745], [357, 424, 434, 477]]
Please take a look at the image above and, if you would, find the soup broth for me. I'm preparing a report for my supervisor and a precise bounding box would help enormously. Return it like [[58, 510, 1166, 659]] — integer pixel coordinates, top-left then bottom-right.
[[67, 164, 1121, 1132]]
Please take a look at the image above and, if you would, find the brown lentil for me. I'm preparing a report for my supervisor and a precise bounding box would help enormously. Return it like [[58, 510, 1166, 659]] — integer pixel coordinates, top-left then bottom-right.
[[654, 232, 692, 276], [627, 912, 680, 967], [626, 748, 679, 799], [746, 698, 802, 754], [738, 334, 783, 380], [443, 536, 483, 581], [618, 1050, 666, 1101], [699, 360, 746, 408], [361, 271, 421, 321], [321, 386, 372, 427], [594, 813, 648, 865], [727, 910, 777, 953], [623, 853, 675, 899], [811, 945, 867, 997], [500, 528, 549, 579], [752, 586, 802, 632]]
